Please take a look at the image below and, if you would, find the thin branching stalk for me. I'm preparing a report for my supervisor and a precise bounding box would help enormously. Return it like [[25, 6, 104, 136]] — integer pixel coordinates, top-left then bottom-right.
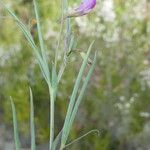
[[29, 88, 36, 150], [64, 129, 99, 149], [49, 86, 55, 150]]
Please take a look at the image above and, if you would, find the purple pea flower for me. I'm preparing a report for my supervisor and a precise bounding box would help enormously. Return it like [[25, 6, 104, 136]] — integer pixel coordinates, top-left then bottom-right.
[[65, 0, 96, 18]]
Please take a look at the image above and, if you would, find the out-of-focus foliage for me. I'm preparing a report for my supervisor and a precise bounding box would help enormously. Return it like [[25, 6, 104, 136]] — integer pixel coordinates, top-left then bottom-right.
[[0, 0, 150, 149]]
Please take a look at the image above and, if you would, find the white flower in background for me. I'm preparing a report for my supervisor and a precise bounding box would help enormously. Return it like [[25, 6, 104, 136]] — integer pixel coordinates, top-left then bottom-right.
[[75, 16, 88, 34], [133, 0, 147, 20], [100, 0, 116, 22], [140, 69, 150, 89], [0, 45, 21, 66], [140, 112, 150, 118], [75, 16, 96, 36]]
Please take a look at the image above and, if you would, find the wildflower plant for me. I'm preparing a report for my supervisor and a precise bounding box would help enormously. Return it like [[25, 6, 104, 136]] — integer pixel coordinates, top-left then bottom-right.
[[0, 0, 98, 149]]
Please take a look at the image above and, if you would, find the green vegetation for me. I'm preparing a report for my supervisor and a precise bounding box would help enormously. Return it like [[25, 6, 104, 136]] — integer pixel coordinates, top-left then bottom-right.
[[0, 0, 150, 149]]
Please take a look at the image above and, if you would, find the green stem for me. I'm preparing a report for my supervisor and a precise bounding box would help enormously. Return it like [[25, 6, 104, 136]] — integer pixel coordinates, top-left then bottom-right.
[[49, 86, 55, 150], [60, 144, 65, 150]]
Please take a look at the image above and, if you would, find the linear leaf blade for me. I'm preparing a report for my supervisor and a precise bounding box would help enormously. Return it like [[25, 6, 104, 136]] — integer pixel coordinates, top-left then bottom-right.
[[10, 97, 21, 150], [61, 42, 95, 147], [65, 52, 97, 140]]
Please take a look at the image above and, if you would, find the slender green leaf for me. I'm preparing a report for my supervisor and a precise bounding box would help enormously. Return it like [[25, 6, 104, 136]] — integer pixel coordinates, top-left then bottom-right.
[[52, 130, 62, 150], [10, 97, 21, 150], [33, 0, 44, 57], [33, 0, 50, 82], [65, 52, 97, 141], [61, 42, 95, 147], [64, 129, 99, 149]]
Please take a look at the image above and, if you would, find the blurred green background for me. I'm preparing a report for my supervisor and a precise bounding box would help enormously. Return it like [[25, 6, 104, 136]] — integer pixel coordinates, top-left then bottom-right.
[[0, 0, 150, 149]]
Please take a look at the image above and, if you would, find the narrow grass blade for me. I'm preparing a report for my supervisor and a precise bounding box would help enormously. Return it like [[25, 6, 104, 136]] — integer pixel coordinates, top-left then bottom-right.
[[33, 0, 45, 57], [52, 130, 62, 150], [65, 52, 97, 141], [29, 87, 36, 150], [64, 129, 99, 149], [61, 42, 95, 147], [32, 0, 50, 80], [10, 97, 21, 150]]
